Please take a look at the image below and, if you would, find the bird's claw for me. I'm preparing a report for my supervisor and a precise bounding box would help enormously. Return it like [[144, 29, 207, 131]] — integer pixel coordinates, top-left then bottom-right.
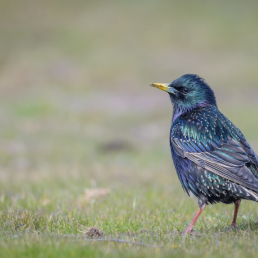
[[180, 229, 201, 237], [228, 223, 239, 231]]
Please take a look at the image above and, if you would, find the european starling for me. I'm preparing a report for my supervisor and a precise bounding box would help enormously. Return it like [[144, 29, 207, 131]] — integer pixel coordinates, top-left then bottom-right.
[[151, 74, 258, 236]]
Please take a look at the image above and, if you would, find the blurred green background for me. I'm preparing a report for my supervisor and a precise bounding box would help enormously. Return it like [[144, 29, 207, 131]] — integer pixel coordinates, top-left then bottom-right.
[[1, 0, 258, 257]]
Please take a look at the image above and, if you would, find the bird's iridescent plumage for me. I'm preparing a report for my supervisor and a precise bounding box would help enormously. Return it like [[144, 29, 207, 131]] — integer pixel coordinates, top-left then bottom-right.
[[151, 74, 258, 234], [171, 104, 258, 204]]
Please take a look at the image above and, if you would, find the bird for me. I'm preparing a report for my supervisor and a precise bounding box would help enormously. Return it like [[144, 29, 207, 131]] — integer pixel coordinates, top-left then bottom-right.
[[150, 74, 258, 236]]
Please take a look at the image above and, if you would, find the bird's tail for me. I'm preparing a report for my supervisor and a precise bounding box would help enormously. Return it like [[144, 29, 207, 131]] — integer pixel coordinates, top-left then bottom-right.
[[249, 190, 258, 202], [228, 182, 258, 202]]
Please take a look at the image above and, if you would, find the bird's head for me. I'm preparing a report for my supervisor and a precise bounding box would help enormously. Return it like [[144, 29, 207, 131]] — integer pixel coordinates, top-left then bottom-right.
[[151, 74, 217, 113]]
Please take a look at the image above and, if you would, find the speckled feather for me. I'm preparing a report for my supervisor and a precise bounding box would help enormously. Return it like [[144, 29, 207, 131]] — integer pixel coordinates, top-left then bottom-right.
[[168, 74, 258, 205]]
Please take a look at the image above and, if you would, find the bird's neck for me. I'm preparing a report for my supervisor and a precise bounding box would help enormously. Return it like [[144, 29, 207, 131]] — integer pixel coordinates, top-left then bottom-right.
[[172, 104, 190, 123], [172, 102, 213, 123]]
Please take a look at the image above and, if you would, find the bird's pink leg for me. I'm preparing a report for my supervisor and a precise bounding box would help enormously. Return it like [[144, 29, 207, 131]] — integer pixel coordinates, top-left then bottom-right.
[[230, 199, 241, 229], [181, 204, 206, 236]]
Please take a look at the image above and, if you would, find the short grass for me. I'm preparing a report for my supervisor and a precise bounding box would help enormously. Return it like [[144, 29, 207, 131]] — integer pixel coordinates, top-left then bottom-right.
[[1, 0, 258, 257]]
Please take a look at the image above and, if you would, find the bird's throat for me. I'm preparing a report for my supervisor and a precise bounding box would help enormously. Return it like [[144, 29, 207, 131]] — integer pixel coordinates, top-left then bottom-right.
[[172, 102, 211, 124]]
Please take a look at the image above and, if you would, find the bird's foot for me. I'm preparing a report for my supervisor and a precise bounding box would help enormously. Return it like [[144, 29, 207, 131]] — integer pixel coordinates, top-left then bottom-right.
[[228, 223, 238, 231], [180, 227, 201, 237]]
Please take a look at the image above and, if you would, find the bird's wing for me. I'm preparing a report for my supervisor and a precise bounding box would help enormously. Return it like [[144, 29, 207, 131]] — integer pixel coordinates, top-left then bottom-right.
[[171, 120, 258, 192]]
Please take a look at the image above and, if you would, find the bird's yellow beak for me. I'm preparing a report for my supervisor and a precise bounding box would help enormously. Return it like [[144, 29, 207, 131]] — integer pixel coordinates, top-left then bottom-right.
[[150, 83, 176, 94], [150, 83, 169, 92]]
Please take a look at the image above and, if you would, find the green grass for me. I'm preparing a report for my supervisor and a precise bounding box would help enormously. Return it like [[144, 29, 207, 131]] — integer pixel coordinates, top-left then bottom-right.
[[1, 0, 258, 257]]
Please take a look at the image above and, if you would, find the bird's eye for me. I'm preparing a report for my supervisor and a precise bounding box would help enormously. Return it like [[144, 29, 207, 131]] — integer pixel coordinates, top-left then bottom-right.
[[182, 88, 189, 94]]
